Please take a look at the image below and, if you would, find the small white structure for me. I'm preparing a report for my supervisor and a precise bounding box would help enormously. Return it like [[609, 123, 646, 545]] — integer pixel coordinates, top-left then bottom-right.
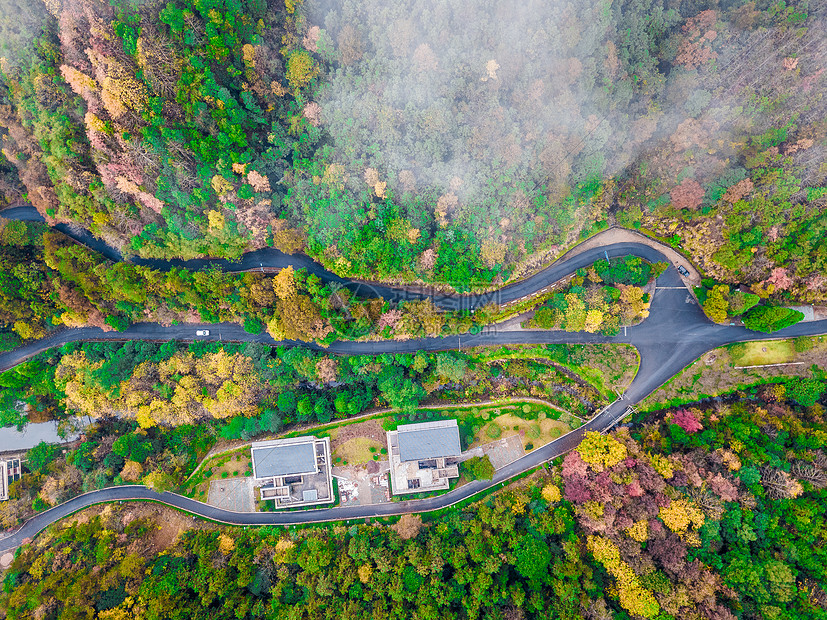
[[0, 459, 19, 502], [0, 460, 7, 502], [387, 420, 461, 495], [251, 437, 333, 508]]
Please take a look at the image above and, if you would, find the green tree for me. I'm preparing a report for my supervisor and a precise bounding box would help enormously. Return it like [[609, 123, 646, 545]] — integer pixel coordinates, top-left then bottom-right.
[[703, 285, 730, 323], [743, 306, 805, 333], [461, 455, 495, 481], [277, 391, 297, 414], [297, 396, 314, 421], [728, 290, 759, 315], [785, 377, 825, 406], [514, 535, 551, 582], [26, 442, 61, 475], [73, 441, 97, 472]]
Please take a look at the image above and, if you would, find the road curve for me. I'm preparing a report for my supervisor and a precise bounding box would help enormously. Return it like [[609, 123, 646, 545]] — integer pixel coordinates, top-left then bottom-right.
[[0, 398, 615, 552], [1, 205, 827, 550]]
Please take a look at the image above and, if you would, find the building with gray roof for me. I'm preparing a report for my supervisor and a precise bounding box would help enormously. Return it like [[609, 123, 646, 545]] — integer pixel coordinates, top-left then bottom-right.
[[251, 436, 333, 509], [387, 420, 462, 495], [397, 420, 462, 462]]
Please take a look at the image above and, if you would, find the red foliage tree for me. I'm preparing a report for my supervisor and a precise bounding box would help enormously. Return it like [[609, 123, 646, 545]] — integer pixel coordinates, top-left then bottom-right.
[[671, 178, 705, 210], [673, 409, 703, 434], [562, 451, 589, 478], [563, 475, 592, 504]]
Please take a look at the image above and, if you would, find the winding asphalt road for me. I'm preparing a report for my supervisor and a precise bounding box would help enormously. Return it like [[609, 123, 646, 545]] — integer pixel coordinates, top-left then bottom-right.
[[1, 205, 826, 551]]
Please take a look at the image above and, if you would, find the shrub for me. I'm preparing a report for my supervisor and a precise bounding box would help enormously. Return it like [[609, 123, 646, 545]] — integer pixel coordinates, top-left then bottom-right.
[[785, 377, 825, 406], [238, 184, 254, 200], [486, 424, 502, 439], [743, 306, 805, 333], [794, 336, 815, 352], [243, 317, 263, 334], [461, 455, 495, 481]]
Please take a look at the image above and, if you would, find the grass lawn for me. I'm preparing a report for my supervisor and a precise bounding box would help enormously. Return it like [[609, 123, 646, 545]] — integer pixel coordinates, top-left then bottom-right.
[[383, 400, 583, 451], [333, 437, 385, 466], [729, 340, 794, 366], [472, 412, 569, 451], [303, 399, 582, 463], [641, 335, 827, 411], [183, 447, 253, 499]]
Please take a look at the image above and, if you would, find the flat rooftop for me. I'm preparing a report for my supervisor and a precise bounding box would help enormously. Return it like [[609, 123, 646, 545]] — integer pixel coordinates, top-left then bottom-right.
[[251, 439, 317, 478], [397, 419, 461, 462]]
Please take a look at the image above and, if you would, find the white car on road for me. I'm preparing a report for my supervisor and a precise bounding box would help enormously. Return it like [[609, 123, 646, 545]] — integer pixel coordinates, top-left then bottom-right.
[[196, 330, 210, 336]]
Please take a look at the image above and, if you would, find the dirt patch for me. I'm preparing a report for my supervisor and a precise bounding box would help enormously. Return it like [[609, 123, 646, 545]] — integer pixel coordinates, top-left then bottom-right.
[[333, 418, 385, 444], [333, 463, 391, 506], [62, 503, 211, 555], [334, 437, 385, 466], [480, 435, 526, 469], [189, 448, 252, 499], [115, 503, 207, 552], [330, 419, 387, 466]]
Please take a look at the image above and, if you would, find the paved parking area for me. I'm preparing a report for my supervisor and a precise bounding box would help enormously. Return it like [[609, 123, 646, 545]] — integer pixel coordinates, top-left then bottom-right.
[[483, 435, 526, 469], [208, 478, 254, 512]]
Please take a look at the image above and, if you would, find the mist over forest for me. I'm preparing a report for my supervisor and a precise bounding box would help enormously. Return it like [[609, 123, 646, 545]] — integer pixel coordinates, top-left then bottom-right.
[[0, 0, 822, 296], [303, 0, 826, 280]]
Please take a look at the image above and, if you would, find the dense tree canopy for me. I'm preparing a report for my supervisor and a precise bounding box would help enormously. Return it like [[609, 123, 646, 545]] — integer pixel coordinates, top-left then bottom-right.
[[3, 395, 826, 619], [0, 0, 821, 299]]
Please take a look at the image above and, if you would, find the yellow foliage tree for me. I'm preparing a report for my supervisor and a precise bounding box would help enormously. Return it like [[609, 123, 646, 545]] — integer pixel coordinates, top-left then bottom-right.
[[584, 309, 604, 333], [587, 535, 660, 618], [577, 432, 627, 472], [648, 453, 674, 478], [207, 210, 225, 230], [272, 228, 305, 254], [626, 519, 649, 542], [358, 564, 373, 584], [286, 50, 318, 90], [541, 484, 561, 504], [480, 239, 507, 268], [659, 499, 705, 533], [218, 533, 236, 554], [272, 266, 297, 300], [120, 460, 144, 482], [211, 175, 234, 196]]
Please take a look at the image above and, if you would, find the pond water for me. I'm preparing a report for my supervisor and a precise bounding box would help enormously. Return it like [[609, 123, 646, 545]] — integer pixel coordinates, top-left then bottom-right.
[[0, 421, 80, 453]]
